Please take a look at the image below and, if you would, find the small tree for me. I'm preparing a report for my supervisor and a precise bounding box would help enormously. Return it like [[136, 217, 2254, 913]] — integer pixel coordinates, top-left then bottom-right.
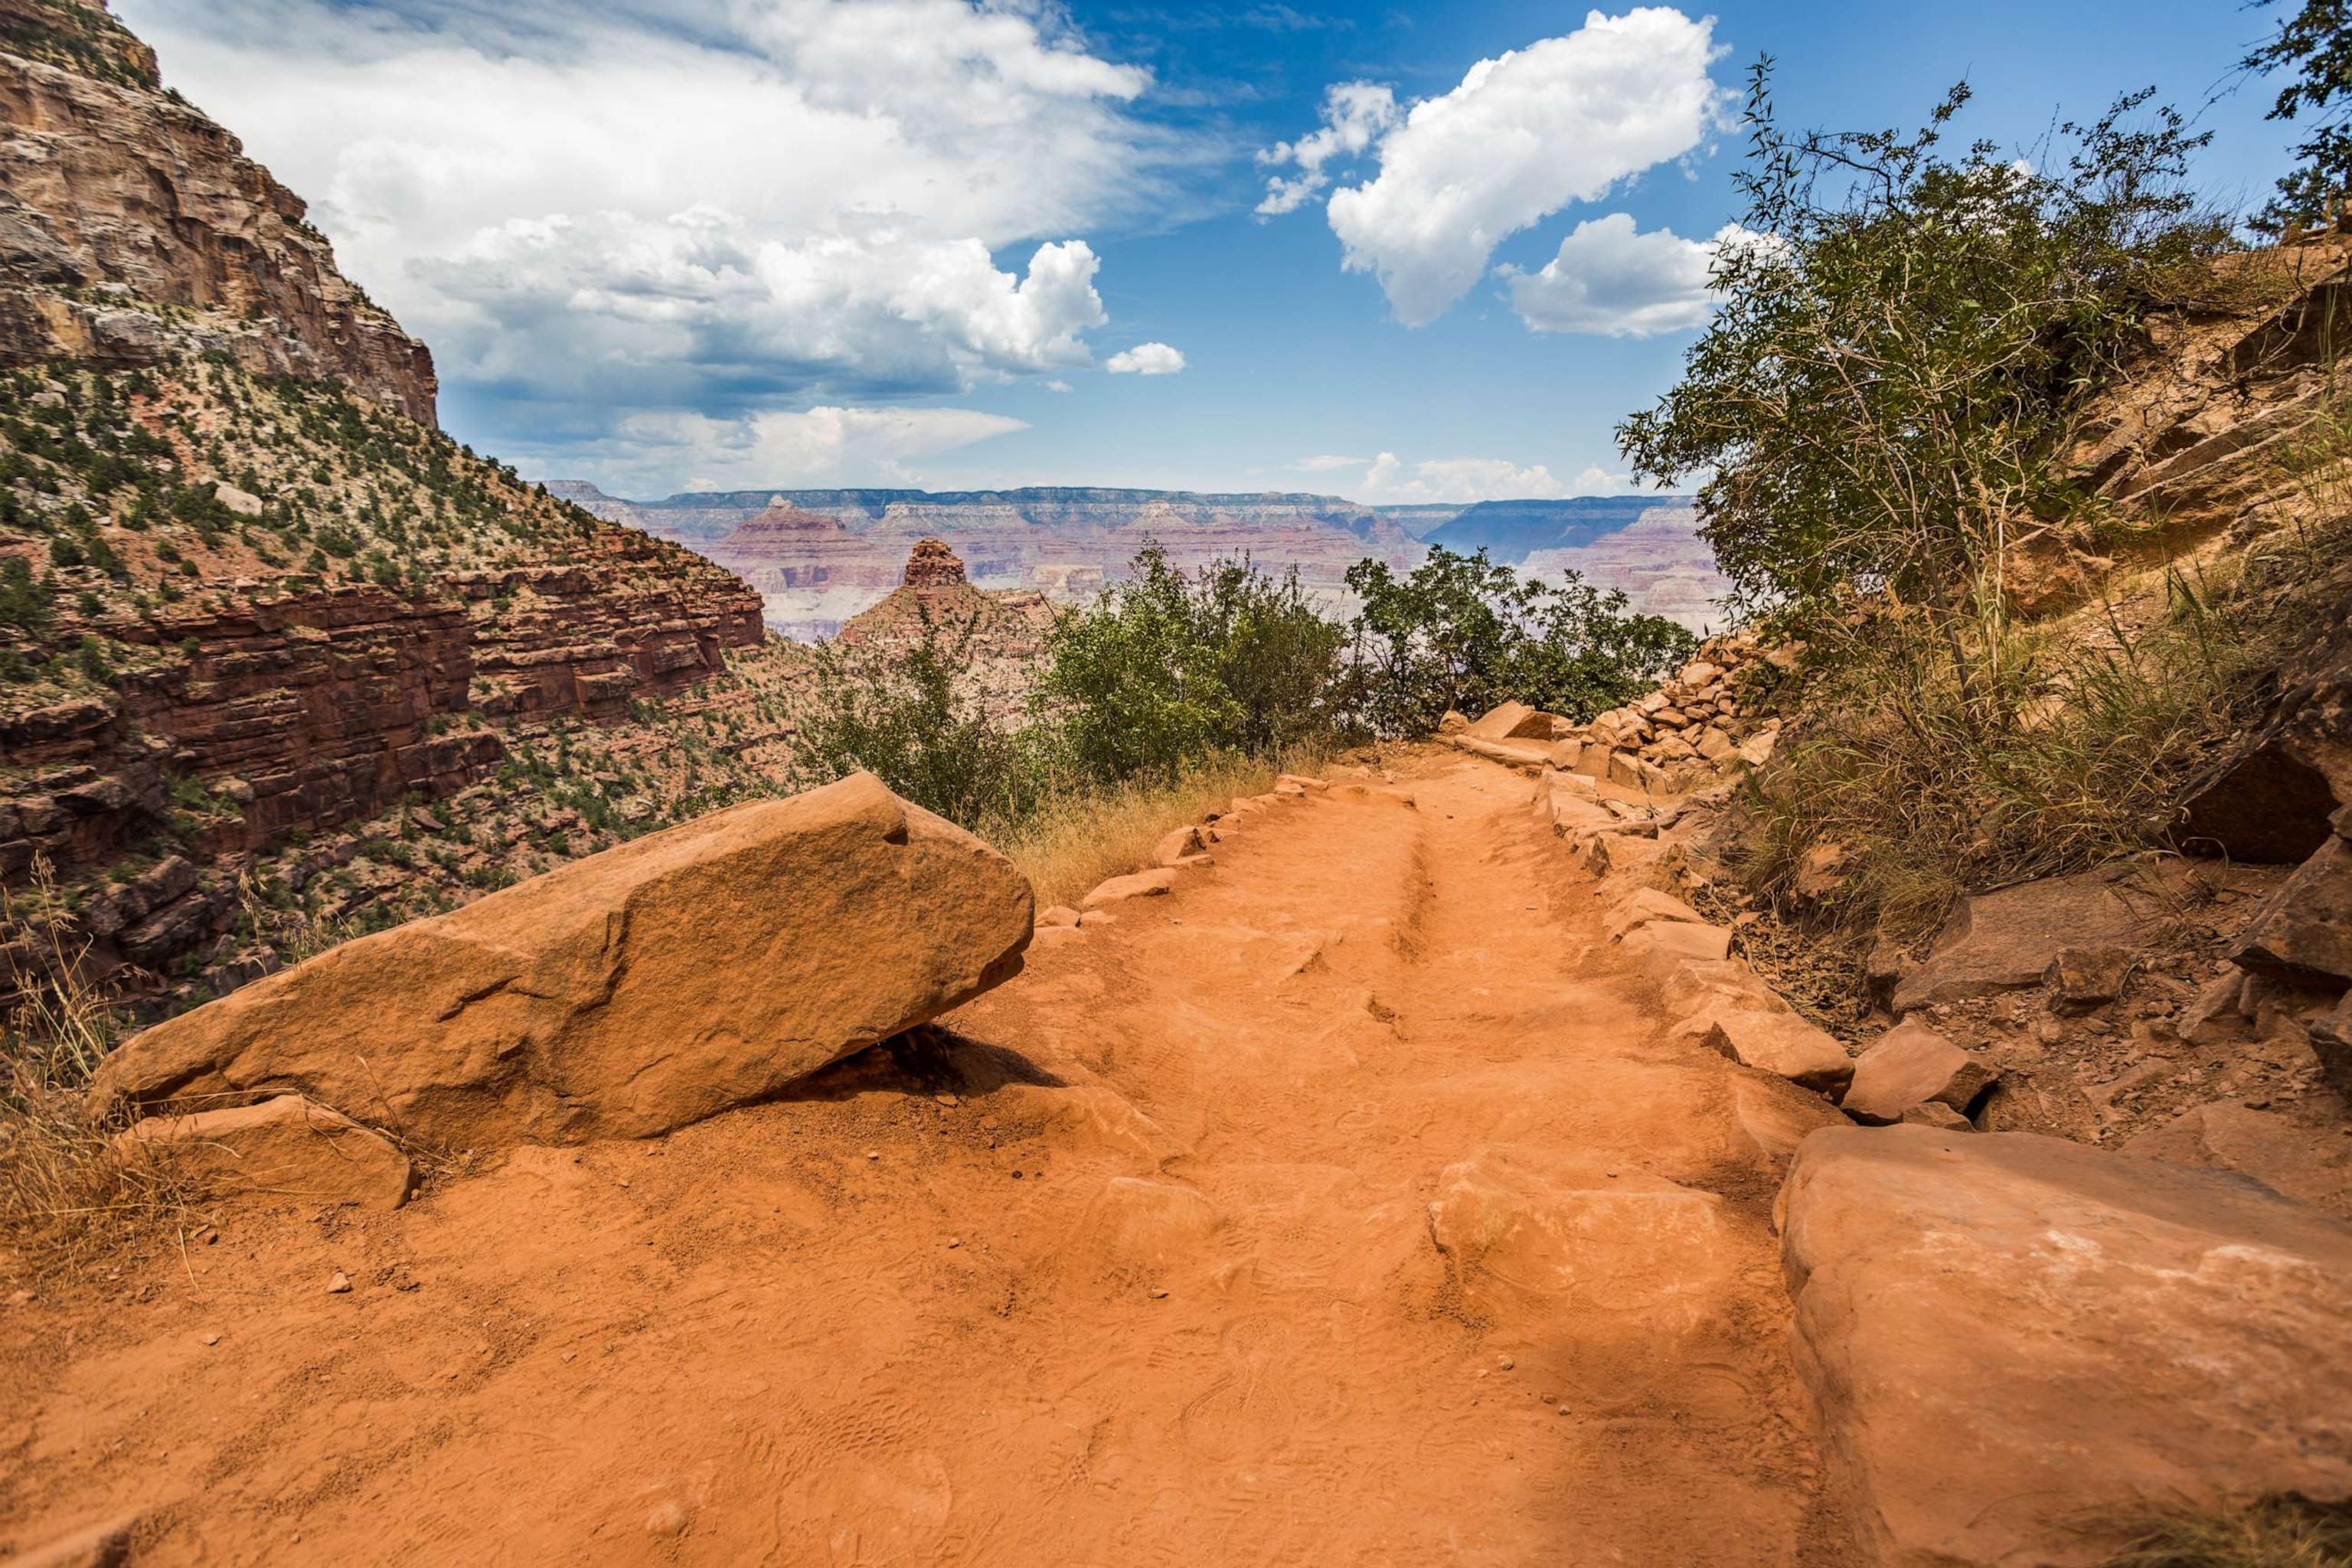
[[1617, 64, 2223, 642], [2245, 0, 2352, 237], [1339, 547, 1694, 737]]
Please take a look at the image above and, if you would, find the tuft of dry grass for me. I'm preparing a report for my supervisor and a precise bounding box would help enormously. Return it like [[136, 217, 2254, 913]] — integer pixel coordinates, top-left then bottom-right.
[[2094, 1496, 2352, 1567], [982, 750, 1316, 910], [0, 858, 178, 1266]]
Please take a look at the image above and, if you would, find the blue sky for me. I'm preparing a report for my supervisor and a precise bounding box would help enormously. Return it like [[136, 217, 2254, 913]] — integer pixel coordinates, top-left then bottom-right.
[[122, 0, 2305, 502]]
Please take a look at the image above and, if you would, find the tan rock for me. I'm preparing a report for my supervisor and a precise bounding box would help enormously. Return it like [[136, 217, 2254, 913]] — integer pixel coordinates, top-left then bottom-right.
[[95, 773, 1034, 1147], [1700, 1011, 1854, 1096], [1276, 773, 1330, 792], [1781, 1127, 2352, 1566], [1730, 1076, 1848, 1162], [1603, 887, 1706, 942], [1898, 1101, 1973, 1131], [2232, 835, 2352, 987], [1437, 710, 1469, 736], [1036, 905, 1081, 929], [119, 1094, 413, 1210], [1152, 825, 1206, 867], [2128, 1100, 2352, 1215], [1842, 1020, 1996, 1125], [1622, 920, 1734, 967], [2045, 945, 2137, 1009], [1694, 727, 1736, 762], [1083, 867, 1180, 907], [1465, 700, 1537, 740], [1892, 871, 2154, 1013]]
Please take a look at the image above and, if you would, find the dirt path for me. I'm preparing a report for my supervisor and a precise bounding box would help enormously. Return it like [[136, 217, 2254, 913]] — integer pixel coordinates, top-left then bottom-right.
[[1, 756, 1854, 1565]]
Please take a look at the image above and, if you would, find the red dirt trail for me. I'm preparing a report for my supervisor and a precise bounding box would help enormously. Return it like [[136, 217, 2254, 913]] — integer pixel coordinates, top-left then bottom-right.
[[1, 756, 1856, 1565]]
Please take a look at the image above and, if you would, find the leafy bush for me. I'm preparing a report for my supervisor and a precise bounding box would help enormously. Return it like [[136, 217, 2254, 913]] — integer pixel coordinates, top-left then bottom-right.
[[1340, 546, 1694, 737], [1619, 66, 2226, 629], [1040, 546, 1343, 782], [0, 556, 49, 635]]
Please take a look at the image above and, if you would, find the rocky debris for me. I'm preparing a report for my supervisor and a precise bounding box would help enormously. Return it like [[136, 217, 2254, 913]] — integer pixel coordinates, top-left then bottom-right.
[[2231, 831, 2352, 988], [1427, 1145, 1733, 1329], [1840, 1020, 1996, 1125], [94, 774, 1034, 1146], [1700, 1011, 1854, 1097], [2045, 945, 2138, 1009], [1781, 1126, 2352, 1566], [1448, 636, 1778, 796], [1602, 887, 1706, 942], [1622, 920, 1735, 968], [119, 1093, 412, 1210], [1730, 1076, 1849, 1162], [1082, 867, 1179, 908], [0, 10, 436, 422], [1035, 905, 1081, 929], [900, 537, 967, 589], [1890, 868, 2160, 1013], [1898, 1102, 1973, 1131]]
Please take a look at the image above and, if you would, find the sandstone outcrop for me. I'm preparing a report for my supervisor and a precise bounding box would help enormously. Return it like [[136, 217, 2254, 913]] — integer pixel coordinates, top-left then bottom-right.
[[121, 1093, 412, 1210], [1889, 868, 2161, 1013], [0, 0, 436, 420], [1781, 1125, 2352, 1566], [96, 775, 1034, 1146], [1839, 1020, 1995, 1125]]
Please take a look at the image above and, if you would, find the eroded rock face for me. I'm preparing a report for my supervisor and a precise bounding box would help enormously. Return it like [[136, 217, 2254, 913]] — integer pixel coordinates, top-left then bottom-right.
[[95, 774, 1034, 1147], [1781, 1126, 2352, 1566], [0, 1, 437, 420]]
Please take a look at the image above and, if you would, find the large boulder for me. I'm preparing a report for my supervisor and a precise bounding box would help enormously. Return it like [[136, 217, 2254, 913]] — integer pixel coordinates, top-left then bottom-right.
[[1465, 701, 1555, 742], [94, 774, 1034, 1147], [1780, 1126, 2352, 1566]]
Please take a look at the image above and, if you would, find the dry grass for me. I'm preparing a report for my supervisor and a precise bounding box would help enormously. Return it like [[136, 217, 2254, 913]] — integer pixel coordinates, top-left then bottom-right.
[[2095, 1496, 2352, 1567], [984, 750, 1315, 909], [0, 858, 178, 1268]]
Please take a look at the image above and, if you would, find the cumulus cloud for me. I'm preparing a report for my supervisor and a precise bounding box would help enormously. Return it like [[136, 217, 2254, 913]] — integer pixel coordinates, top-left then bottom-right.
[[1501, 213, 1746, 337], [116, 0, 1165, 481], [1256, 80, 1399, 216], [424, 213, 1106, 403], [1104, 341, 1187, 375], [1354, 452, 1562, 504], [1313, 8, 1724, 325]]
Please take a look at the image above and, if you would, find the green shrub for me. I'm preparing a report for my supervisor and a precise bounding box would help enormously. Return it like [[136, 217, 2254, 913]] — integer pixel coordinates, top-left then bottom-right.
[[1340, 546, 1694, 737]]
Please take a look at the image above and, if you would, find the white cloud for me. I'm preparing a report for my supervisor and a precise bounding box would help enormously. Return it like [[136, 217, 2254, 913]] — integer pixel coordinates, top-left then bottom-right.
[[1354, 452, 1569, 504], [423, 212, 1106, 401], [116, 0, 1165, 472], [1294, 453, 1370, 472], [1256, 80, 1399, 216], [1321, 8, 1725, 325], [1104, 341, 1187, 375], [1501, 213, 1745, 336], [531, 405, 1028, 495]]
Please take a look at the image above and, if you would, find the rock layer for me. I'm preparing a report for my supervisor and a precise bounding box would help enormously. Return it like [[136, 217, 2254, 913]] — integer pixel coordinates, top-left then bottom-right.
[[96, 774, 1034, 1146]]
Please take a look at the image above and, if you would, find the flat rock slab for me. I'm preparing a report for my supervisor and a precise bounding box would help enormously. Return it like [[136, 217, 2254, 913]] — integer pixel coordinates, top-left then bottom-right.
[[96, 773, 1034, 1148], [1701, 1011, 1854, 1097], [1426, 1144, 1732, 1331], [1892, 870, 2161, 1012], [120, 1094, 413, 1210], [1781, 1126, 2352, 1566], [1082, 867, 1180, 907]]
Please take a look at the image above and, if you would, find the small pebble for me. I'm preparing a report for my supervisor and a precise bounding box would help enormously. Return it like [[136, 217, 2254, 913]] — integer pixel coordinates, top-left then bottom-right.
[[202, 1333, 220, 1347], [1011, 1170, 1024, 1180], [1148, 1288, 1169, 1300], [947, 1238, 962, 1250], [936, 1094, 959, 1107], [1557, 1406, 1572, 1417], [865, 1151, 880, 1161], [1496, 1355, 1514, 1371], [325, 1272, 351, 1295]]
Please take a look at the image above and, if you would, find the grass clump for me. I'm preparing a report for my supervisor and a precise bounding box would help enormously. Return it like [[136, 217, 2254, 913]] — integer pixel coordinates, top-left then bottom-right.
[[0, 860, 169, 1266], [2096, 1495, 2352, 1567]]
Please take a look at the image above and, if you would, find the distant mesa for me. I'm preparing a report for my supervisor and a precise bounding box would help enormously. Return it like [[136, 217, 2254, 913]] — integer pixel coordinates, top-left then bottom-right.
[[903, 537, 967, 589], [709, 500, 897, 592]]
